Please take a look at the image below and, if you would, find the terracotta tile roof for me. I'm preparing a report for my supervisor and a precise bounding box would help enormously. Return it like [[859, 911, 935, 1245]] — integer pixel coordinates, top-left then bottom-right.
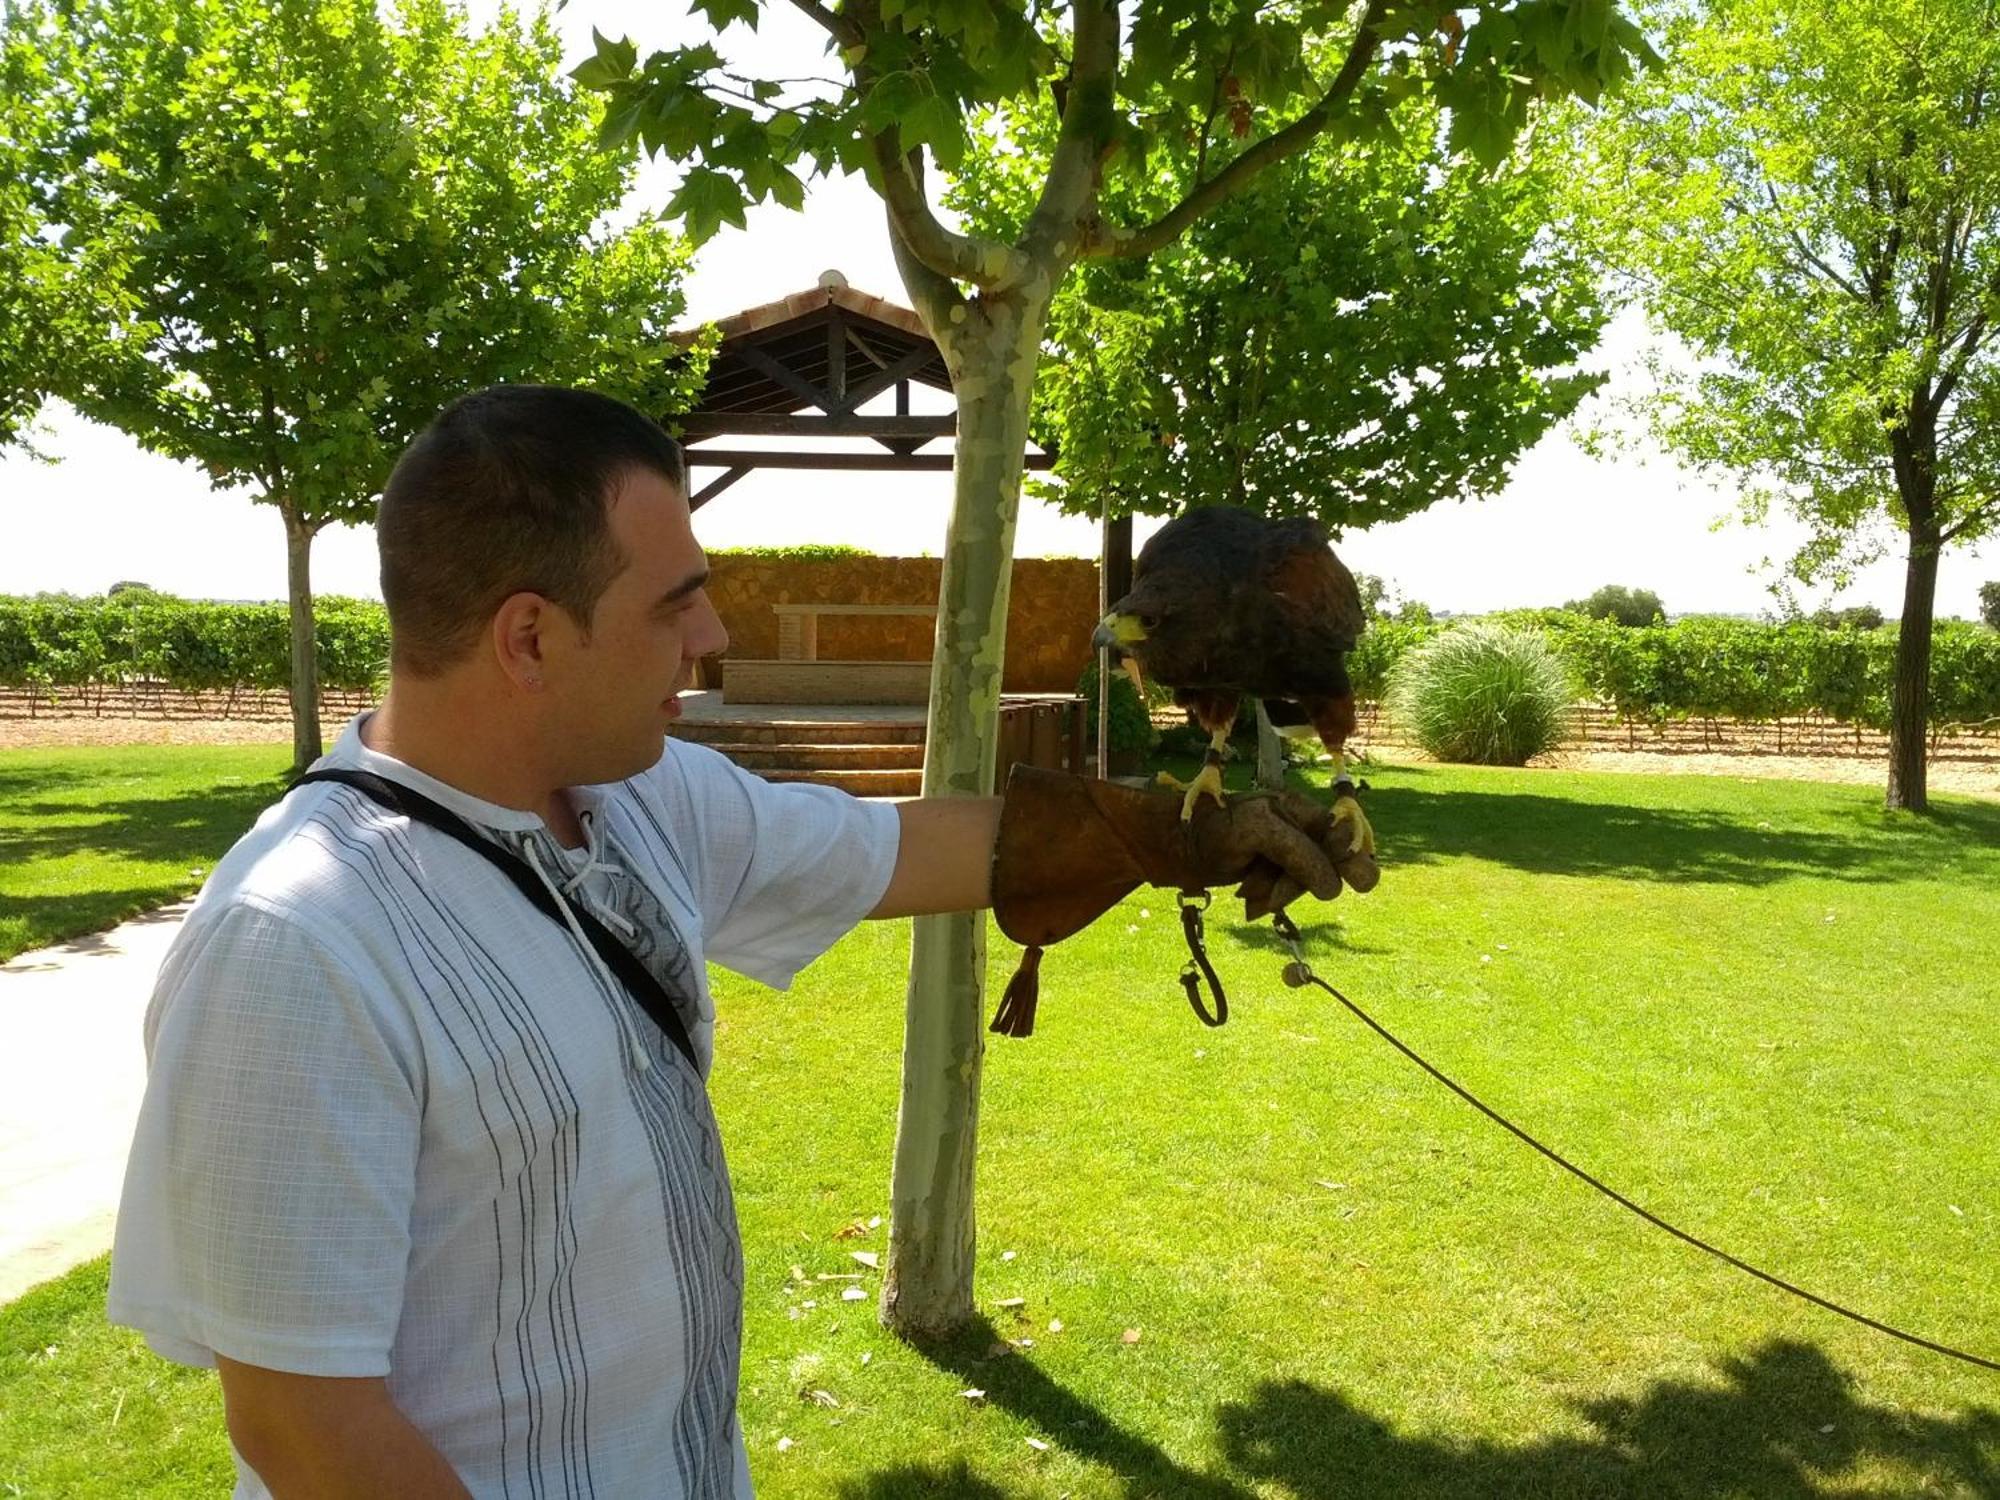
[[672, 282, 930, 345]]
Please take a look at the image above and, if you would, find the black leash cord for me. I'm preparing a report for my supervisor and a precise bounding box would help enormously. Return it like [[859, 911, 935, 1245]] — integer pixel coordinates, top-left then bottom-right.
[[1268, 915, 1999, 1373], [1178, 890, 1228, 1026]]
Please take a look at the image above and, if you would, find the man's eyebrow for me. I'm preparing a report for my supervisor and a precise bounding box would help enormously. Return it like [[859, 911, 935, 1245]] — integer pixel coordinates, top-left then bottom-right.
[[656, 568, 709, 608]]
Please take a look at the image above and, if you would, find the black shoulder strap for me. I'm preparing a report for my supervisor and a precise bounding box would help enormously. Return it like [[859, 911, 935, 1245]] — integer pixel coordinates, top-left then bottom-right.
[[293, 767, 701, 1076]]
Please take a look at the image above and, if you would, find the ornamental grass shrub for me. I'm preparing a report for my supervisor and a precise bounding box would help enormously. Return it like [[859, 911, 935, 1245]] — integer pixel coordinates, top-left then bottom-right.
[[1390, 622, 1574, 766]]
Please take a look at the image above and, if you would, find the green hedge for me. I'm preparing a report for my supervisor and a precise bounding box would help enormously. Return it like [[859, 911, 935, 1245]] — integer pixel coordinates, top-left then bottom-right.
[[5, 594, 1998, 733], [1359, 613, 2000, 732], [0, 593, 388, 697]]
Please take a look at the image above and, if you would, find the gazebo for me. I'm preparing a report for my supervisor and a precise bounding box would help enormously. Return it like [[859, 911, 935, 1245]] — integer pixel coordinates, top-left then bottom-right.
[[674, 270, 1046, 504], [670, 270, 1130, 595], [662, 272, 1123, 793]]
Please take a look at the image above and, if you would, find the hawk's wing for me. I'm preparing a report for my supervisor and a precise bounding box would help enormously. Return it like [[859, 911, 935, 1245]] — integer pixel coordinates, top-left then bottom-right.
[[1263, 519, 1365, 652]]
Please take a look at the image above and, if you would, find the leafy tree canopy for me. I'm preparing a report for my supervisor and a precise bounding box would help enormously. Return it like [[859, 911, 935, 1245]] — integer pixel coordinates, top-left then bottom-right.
[[14, 0, 707, 527], [582, 0, 1657, 271], [1593, 0, 2000, 584], [1980, 580, 2000, 630], [10, 0, 709, 766], [1812, 603, 1885, 631], [0, 13, 95, 451], [948, 88, 1608, 531], [1565, 583, 1664, 625], [1588, 0, 2000, 807]]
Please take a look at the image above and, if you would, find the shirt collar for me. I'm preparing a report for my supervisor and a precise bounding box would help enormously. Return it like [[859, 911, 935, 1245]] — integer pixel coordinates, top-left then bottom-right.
[[318, 710, 603, 838]]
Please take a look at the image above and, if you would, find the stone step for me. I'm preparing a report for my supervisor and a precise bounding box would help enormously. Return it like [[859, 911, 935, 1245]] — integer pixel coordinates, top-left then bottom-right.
[[671, 719, 925, 748], [757, 767, 923, 798], [713, 743, 924, 772]]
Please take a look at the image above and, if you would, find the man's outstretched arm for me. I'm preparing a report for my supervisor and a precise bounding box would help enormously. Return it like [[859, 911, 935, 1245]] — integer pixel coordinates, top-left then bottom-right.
[[868, 796, 1002, 919], [864, 772, 1376, 926]]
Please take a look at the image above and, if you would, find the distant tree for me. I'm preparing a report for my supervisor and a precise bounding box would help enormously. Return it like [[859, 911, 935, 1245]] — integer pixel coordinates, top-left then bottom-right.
[[1980, 582, 2000, 630], [1567, 584, 1665, 626], [950, 92, 1606, 537], [1595, 0, 2000, 810], [105, 581, 160, 597], [0, 19, 97, 451], [1355, 573, 1392, 619], [18, 0, 706, 771], [1355, 574, 1433, 623], [1813, 604, 1885, 631]]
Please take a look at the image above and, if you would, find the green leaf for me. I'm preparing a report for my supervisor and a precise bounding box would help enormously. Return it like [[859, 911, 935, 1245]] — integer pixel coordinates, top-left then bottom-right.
[[667, 165, 749, 241], [571, 27, 637, 88], [769, 165, 806, 210], [688, 0, 760, 30]]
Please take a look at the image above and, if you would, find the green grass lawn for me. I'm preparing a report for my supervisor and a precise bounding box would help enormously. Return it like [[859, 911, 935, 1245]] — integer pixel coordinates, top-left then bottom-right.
[[0, 744, 293, 964], [4, 753, 1998, 1495]]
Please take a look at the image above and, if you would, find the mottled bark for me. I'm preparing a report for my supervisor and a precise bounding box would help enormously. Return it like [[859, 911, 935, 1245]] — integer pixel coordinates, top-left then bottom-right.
[[1255, 700, 1286, 789], [881, 293, 1047, 1340]]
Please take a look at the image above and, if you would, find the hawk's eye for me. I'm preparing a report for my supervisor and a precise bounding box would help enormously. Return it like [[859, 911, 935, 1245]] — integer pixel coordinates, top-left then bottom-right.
[[1139, 613, 1160, 630]]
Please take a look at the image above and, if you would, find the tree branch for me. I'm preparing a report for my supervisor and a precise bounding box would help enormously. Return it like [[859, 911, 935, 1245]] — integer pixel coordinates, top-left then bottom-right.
[[867, 128, 1026, 288], [1194, 41, 1237, 188], [823, 0, 1024, 289], [1940, 494, 2000, 543], [785, 0, 861, 49], [1083, 0, 1389, 261], [1761, 182, 1866, 301], [1930, 304, 1989, 412], [1861, 128, 1918, 310], [1011, 0, 1121, 283], [883, 151, 968, 337]]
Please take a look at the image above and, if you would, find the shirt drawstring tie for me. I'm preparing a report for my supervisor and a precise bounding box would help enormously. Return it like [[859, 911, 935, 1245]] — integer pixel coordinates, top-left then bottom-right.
[[522, 833, 653, 1072]]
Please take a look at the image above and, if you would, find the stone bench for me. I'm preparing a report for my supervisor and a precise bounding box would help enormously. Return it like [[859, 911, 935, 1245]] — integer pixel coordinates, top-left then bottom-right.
[[722, 658, 932, 706], [770, 601, 937, 662]]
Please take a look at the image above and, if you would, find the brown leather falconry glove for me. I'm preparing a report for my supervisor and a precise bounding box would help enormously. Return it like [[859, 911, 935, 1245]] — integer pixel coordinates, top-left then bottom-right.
[[988, 765, 1379, 1036]]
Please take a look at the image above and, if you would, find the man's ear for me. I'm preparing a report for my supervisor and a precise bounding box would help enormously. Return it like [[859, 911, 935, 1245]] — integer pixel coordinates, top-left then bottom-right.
[[491, 591, 550, 692]]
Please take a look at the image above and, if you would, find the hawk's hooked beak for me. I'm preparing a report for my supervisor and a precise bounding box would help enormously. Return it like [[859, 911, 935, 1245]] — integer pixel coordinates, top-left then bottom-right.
[[1091, 612, 1148, 694], [1091, 611, 1147, 653]]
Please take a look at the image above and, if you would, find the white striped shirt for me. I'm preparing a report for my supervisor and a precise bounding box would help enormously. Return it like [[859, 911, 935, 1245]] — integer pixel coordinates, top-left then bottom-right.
[[108, 712, 901, 1498]]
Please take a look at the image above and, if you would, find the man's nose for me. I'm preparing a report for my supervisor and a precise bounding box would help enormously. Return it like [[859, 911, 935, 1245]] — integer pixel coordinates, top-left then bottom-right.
[[688, 593, 729, 658]]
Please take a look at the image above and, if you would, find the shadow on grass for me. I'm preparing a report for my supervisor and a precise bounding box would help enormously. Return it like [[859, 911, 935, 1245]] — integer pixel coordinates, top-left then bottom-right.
[[1145, 750, 2000, 886], [0, 893, 199, 967], [0, 782, 287, 869], [0, 778, 285, 960], [1214, 1339, 2000, 1499], [1340, 784, 2000, 887], [847, 1331, 1998, 1498]]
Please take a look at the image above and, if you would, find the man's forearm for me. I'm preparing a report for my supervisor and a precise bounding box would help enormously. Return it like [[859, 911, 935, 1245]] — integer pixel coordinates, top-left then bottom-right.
[[218, 1358, 473, 1500], [869, 795, 1002, 919]]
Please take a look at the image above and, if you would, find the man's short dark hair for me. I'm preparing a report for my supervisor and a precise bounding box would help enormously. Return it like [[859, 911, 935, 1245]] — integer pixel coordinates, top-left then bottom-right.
[[378, 385, 686, 677]]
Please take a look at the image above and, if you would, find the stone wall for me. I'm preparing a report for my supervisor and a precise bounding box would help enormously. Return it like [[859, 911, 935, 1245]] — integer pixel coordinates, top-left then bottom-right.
[[704, 555, 1099, 694]]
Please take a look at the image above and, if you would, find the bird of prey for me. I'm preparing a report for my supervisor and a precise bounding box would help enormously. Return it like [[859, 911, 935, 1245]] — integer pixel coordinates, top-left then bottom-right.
[[1090, 508, 1373, 854]]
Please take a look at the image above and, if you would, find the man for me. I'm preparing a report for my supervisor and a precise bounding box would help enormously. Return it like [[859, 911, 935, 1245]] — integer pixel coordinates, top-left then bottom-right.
[[107, 385, 1370, 1498]]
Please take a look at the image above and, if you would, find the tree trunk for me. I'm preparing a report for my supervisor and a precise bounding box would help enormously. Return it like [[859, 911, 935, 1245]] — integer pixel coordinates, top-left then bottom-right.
[[1885, 519, 1941, 812], [1255, 699, 1284, 790], [283, 505, 323, 775], [881, 292, 1047, 1341]]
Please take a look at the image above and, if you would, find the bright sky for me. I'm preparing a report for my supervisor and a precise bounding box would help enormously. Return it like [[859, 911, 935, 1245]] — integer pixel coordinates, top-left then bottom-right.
[[0, 2, 1991, 620]]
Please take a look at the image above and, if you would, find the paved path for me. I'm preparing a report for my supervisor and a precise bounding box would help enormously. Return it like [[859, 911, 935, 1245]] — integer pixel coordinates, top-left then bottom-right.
[[0, 903, 189, 1303]]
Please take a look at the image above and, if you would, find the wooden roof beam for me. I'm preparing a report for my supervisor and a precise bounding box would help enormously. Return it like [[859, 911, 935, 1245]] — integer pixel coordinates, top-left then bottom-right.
[[685, 449, 1056, 472], [679, 413, 955, 440]]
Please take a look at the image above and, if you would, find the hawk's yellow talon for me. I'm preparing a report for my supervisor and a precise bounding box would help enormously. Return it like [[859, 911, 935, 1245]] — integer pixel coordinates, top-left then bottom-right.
[[1178, 761, 1227, 821], [1332, 793, 1375, 857]]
